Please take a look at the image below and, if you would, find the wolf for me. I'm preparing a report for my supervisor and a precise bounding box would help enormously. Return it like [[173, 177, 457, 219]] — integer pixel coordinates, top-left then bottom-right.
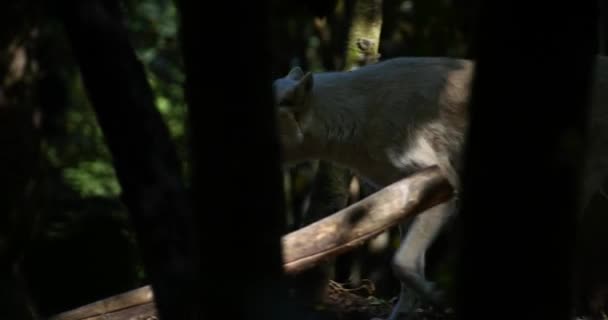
[[273, 56, 608, 319]]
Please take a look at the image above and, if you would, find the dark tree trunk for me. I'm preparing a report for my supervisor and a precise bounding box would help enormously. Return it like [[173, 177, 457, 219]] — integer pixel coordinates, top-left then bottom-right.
[[457, 2, 597, 320], [600, 0, 608, 55], [55, 1, 197, 319], [576, 184, 608, 319], [0, 3, 46, 318], [175, 1, 294, 319], [572, 5, 608, 317], [576, 13, 608, 315], [0, 105, 42, 320]]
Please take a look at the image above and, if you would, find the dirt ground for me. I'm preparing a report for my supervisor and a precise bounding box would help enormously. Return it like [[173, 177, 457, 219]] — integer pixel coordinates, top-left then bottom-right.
[[319, 280, 456, 320]]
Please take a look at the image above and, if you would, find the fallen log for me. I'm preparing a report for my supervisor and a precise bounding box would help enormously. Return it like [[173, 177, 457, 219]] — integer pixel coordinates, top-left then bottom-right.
[[48, 286, 156, 320], [282, 165, 453, 273], [49, 166, 453, 320]]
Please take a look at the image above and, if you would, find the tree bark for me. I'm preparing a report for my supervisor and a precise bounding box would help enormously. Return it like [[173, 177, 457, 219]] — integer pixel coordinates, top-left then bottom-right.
[[343, 0, 383, 70], [457, 1, 597, 319], [175, 1, 293, 319], [600, 0, 608, 55], [573, 7, 608, 317], [294, 0, 385, 306], [303, 0, 384, 227], [0, 106, 42, 320], [0, 4, 46, 318], [49, 286, 156, 320], [56, 1, 196, 319]]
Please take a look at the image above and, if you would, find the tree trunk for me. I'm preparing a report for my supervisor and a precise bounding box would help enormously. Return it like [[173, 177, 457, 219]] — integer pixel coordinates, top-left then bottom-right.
[[343, 0, 383, 70], [0, 4, 45, 318], [175, 1, 295, 319], [0, 105, 42, 320], [574, 12, 608, 317], [600, 0, 608, 55], [457, 1, 597, 319], [333, 0, 385, 293], [56, 1, 196, 319], [293, 0, 384, 307]]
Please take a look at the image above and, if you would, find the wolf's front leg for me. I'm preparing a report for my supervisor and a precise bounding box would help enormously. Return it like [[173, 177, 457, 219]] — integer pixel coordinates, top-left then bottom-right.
[[385, 200, 456, 320]]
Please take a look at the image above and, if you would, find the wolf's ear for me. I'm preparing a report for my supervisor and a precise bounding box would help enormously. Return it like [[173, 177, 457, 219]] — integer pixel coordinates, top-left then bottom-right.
[[278, 71, 314, 109], [288, 71, 314, 106], [287, 67, 305, 80], [298, 72, 313, 93]]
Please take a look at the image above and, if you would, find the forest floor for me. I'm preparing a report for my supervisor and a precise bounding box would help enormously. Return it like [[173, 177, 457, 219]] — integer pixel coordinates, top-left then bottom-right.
[[319, 280, 456, 320]]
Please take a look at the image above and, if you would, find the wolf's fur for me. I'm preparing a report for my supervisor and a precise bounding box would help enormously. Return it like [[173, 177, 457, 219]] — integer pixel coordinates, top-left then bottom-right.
[[273, 56, 608, 319]]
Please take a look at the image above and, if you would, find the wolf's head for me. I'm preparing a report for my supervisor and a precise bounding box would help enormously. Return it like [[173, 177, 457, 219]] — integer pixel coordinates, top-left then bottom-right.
[[272, 67, 314, 148]]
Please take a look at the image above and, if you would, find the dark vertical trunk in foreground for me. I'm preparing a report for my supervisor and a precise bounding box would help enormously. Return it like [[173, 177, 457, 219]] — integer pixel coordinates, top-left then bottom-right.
[[457, 2, 597, 320], [576, 7, 608, 315], [176, 1, 293, 319], [56, 1, 197, 319]]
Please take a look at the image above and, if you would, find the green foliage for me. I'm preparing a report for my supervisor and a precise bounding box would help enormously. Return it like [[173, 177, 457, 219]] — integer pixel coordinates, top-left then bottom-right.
[[44, 73, 119, 198], [22, 0, 189, 314], [125, 0, 190, 177], [63, 161, 121, 197], [43, 0, 188, 200]]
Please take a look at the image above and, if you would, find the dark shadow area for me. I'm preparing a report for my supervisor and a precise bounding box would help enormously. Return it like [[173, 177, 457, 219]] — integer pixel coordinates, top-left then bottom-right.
[[457, 1, 597, 319]]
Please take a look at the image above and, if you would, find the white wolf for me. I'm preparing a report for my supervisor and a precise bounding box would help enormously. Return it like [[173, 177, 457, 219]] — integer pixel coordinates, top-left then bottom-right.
[[273, 56, 608, 319]]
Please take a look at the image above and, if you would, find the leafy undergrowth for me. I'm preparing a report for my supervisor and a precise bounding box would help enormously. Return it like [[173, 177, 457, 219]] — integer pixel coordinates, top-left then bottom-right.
[[317, 280, 456, 320]]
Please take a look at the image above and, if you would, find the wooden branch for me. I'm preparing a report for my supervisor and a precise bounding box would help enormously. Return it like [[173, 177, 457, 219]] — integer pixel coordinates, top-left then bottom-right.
[[49, 286, 156, 320], [282, 165, 453, 274], [49, 166, 453, 320]]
